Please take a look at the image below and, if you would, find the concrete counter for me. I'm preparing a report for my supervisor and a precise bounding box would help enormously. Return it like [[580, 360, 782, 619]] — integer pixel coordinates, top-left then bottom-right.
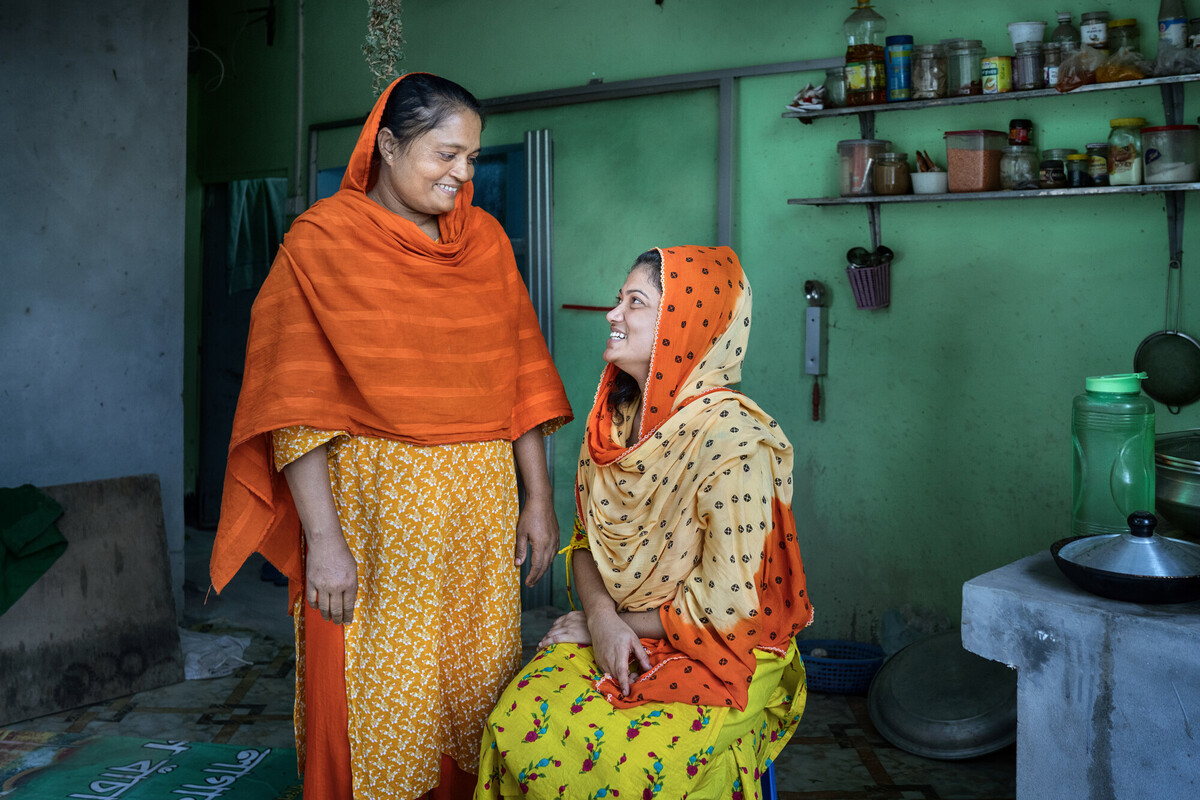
[[962, 551, 1200, 800]]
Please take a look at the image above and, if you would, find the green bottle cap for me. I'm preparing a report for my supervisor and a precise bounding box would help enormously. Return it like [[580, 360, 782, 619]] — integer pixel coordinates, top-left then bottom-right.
[[1085, 372, 1148, 393]]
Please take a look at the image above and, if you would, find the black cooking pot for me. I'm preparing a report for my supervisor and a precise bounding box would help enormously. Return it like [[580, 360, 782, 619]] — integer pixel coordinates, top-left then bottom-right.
[[1050, 512, 1200, 604]]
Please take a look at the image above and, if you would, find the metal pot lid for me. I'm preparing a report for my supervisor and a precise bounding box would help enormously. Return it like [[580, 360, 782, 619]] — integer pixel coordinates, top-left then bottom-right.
[[1059, 511, 1200, 578], [867, 630, 1016, 760]]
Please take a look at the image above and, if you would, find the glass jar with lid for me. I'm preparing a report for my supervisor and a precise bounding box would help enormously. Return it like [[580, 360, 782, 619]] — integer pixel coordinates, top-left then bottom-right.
[[872, 151, 912, 195], [1081, 10, 1111, 52], [1108, 117, 1147, 185], [1086, 143, 1110, 185], [1107, 18, 1141, 54], [946, 39, 984, 96], [825, 65, 847, 107], [1013, 41, 1045, 90], [912, 43, 947, 99], [1000, 145, 1040, 189], [1066, 153, 1092, 187], [1043, 42, 1063, 87]]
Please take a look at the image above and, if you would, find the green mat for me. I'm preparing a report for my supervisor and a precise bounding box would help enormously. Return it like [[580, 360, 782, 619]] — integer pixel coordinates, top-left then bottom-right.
[[0, 732, 301, 798]]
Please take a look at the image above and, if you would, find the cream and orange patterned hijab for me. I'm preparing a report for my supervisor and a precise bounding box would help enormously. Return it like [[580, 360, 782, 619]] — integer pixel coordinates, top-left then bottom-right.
[[573, 246, 812, 710]]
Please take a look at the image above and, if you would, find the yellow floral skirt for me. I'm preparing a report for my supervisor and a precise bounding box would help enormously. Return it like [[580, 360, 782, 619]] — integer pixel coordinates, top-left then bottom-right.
[[275, 427, 523, 799], [474, 641, 805, 800]]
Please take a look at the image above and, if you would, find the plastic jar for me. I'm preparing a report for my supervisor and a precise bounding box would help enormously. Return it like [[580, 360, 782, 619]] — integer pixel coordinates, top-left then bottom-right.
[[944, 129, 1006, 191], [1081, 10, 1111, 51], [1042, 147, 1078, 163], [1108, 117, 1147, 185], [1071, 372, 1156, 538], [1107, 18, 1141, 53], [872, 151, 912, 194], [946, 39, 985, 96], [837, 138, 892, 196], [885, 35, 913, 101], [1066, 153, 1092, 187], [1086, 143, 1110, 185], [1043, 42, 1063, 87], [1009, 118, 1033, 146], [1142, 124, 1200, 184], [981, 55, 1012, 94], [1013, 41, 1045, 90], [1000, 144, 1040, 189], [911, 43, 947, 99], [825, 66, 847, 107], [1040, 159, 1068, 188]]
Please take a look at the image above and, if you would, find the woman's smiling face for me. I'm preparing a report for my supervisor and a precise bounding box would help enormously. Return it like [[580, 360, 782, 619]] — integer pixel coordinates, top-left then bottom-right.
[[604, 262, 662, 387], [370, 109, 482, 224]]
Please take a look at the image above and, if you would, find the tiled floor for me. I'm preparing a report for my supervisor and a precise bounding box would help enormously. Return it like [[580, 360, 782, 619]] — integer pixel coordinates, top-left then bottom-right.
[[2, 528, 1015, 799]]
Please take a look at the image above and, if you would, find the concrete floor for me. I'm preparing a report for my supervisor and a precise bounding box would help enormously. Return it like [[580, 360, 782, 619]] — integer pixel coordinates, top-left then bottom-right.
[[1, 527, 1016, 799]]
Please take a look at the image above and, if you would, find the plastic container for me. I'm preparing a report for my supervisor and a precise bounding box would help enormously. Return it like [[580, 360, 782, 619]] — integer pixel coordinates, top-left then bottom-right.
[[1160, 0, 1189, 47], [1040, 158, 1068, 188], [1000, 144, 1039, 189], [797, 640, 885, 694], [1142, 124, 1200, 184], [1071, 372, 1156, 538], [1086, 142, 1111, 185], [825, 66, 847, 107], [1042, 148, 1078, 162], [1043, 42, 1063, 87], [947, 39, 985, 96], [911, 43, 947, 99], [845, 259, 891, 310], [1107, 18, 1142, 54], [1014, 41, 1045, 90], [1007, 20, 1047, 49], [837, 138, 891, 196], [885, 35, 913, 101], [1009, 118, 1033, 146], [1066, 153, 1092, 187], [844, 0, 887, 106], [944, 129, 1006, 191], [1108, 117, 1147, 185], [1051, 11, 1082, 50], [872, 151, 911, 194], [1082, 10, 1111, 50], [981, 55, 1012, 94]]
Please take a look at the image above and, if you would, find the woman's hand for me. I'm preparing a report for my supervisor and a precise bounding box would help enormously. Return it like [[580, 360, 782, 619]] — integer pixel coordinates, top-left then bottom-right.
[[538, 609, 592, 648], [587, 608, 652, 697], [514, 493, 558, 587], [306, 534, 358, 625]]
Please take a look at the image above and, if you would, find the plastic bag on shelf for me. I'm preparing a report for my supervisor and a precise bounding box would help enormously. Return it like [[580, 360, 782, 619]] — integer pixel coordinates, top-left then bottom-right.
[[1096, 46, 1154, 82], [1154, 43, 1200, 76], [1056, 46, 1105, 92]]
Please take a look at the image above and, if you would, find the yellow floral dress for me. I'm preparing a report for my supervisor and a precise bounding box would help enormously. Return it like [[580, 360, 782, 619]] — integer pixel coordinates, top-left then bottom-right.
[[274, 425, 524, 799]]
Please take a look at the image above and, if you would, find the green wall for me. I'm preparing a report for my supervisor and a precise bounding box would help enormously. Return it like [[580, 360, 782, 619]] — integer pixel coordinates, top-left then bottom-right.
[[188, 0, 1200, 642]]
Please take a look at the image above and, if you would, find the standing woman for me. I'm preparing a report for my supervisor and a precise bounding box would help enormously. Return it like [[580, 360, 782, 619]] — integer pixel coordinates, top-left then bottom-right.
[[476, 246, 812, 799], [210, 73, 572, 800]]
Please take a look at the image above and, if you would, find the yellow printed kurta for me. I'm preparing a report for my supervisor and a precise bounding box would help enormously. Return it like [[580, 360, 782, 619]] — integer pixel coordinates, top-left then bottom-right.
[[275, 426, 523, 799]]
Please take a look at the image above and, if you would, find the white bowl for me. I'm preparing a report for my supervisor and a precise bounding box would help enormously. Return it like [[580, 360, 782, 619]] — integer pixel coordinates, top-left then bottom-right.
[[1008, 20, 1046, 48], [912, 172, 948, 194]]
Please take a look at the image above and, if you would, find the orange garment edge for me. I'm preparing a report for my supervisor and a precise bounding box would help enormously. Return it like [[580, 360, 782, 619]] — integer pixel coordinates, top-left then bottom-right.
[[209, 73, 572, 596]]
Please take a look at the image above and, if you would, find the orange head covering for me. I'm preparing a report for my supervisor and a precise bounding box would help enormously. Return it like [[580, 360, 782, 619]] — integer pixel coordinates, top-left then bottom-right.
[[210, 73, 572, 595], [573, 246, 811, 710]]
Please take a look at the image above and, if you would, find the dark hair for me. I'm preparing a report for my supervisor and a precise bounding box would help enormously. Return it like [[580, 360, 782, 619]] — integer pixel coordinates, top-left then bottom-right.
[[378, 73, 484, 154], [609, 250, 664, 415]]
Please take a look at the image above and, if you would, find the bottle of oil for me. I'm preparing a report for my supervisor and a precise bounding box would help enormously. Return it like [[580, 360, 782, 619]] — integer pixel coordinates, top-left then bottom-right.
[[1071, 373, 1156, 537], [844, 0, 887, 106]]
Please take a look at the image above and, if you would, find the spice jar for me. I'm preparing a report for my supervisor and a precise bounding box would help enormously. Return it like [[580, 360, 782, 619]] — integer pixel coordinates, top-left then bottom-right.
[[825, 66, 847, 107], [1013, 41, 1045, 90], [1040, 158, 1068, 188], [912, 43, 947, 99], [1066, 153, 1092, 187], [1107, 18, 1141, 53], [1009, 118, 1034, 146], [1000, 144, 1040, 189], [885, 35, 914, 101], [1086, 142, 1110, 185], [1081, 10, 1111, 52], [1108, 117, 1147, 186], [1044, 42, 1063, 87], [872, 151, 912, 194], [946, 39, 985, 96]]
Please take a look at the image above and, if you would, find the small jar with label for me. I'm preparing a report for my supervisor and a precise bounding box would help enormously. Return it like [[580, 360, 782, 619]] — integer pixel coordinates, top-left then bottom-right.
[[912, 43, 947, 99], [885, 35, 914, 102], [1081, 10, 1110, 52], [1043, 42, 1063, 88], [1040, 159, 1068, 188], [1009, 118, 1034, 147], [1000, 145, 1040, 189], [1066, 153, 1092, 187], [872, 151, 912, 195], [1086, 143, 1110, 186], [946, 39, 985, 96], [1013, 41, 1045, 90], [1107, 18, 1141, 54], [1108, 117, 1147, 185], [825, 66, 846, 107]]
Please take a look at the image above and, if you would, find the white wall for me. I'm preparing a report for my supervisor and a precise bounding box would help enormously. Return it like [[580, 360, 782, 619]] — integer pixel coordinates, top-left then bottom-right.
[[0, 0, 188, 612]]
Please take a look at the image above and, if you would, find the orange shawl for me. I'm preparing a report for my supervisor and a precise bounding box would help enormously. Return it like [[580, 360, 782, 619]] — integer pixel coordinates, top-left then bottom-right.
[[574, 246, 811, 710], [210, 74, 572, 594]]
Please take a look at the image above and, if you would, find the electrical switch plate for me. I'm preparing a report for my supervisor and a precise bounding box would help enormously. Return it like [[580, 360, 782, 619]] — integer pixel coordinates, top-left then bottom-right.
[[805, 306, 827, 375]]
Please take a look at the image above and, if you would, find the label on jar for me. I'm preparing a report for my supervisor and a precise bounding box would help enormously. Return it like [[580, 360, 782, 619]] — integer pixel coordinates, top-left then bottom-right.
[[1045, 64, 1060, 86], [1082, 20, 1108, 46], [1160, 17, 1188, 47], [1108, 143, 1142, 184], [885, 43, 913, 101], [981, 56, 1012, 94]]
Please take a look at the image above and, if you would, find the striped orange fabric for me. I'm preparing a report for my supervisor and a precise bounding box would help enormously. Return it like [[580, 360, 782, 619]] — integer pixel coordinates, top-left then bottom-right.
[[210, 74, 572, 594]]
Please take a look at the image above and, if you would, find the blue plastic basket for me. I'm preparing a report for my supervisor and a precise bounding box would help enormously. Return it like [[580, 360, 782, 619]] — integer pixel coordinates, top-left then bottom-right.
[[798, 639, 885, 695]]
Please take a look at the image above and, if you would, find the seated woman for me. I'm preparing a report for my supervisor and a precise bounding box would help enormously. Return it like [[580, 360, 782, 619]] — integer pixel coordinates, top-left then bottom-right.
[[475, 245, 813, 799]]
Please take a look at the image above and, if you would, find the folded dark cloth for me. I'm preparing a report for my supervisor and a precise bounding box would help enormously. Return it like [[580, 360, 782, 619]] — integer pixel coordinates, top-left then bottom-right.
[[0, 484, 68, 615]]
